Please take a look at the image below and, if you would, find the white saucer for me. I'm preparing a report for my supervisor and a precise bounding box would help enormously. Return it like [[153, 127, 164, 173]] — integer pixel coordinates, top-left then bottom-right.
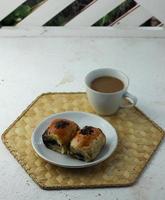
[[31, 111, 118, 168]]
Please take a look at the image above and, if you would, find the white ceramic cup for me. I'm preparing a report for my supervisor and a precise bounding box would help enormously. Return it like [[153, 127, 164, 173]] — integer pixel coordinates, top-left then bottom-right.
[[85, 68, 137, 115]]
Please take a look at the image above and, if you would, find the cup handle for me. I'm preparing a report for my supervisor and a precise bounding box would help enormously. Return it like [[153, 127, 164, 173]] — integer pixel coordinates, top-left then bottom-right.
[[120, 92, 137, 108]]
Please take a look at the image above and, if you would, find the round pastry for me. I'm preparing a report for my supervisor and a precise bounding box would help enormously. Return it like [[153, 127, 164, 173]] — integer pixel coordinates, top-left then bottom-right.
[[42, 118, 79, 154], [70, 126, 106, 162]]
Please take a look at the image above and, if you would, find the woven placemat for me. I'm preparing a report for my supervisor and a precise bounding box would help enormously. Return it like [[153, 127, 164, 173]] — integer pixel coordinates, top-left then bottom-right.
[[2, 93, 164, 190]]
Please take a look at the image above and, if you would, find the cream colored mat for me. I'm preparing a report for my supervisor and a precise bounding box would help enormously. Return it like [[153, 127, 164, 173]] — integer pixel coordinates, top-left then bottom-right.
[[2, 93, 164, 189]]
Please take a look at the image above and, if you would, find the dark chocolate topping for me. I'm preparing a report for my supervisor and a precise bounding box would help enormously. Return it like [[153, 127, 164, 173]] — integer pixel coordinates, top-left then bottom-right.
[[55, 120, 70, 129], [80, 126, 94, 135]]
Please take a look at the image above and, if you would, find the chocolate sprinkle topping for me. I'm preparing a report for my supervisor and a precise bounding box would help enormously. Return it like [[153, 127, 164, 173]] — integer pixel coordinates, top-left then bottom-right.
[[55, 120, 70, 129], [80, 126, 94, 135]]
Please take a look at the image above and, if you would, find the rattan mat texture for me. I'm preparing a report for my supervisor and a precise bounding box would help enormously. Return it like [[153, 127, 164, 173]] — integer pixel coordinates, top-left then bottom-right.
[[2, 93, 164, 190]]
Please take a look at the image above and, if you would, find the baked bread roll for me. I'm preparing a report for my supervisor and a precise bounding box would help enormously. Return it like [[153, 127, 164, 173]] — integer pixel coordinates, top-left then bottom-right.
[[70, 126, 106, 162], [42, 119, 79, 154]]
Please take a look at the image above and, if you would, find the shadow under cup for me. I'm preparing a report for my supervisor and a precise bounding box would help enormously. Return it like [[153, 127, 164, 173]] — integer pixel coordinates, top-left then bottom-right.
[[85, 68, 134, 115]]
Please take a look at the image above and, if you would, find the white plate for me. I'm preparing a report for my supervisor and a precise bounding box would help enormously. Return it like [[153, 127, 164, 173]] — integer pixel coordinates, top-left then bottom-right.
[[32, 111, 118, 168]]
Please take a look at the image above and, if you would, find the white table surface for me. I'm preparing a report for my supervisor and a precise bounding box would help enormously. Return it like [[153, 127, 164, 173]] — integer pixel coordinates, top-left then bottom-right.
[[0, 30, 165, 200]]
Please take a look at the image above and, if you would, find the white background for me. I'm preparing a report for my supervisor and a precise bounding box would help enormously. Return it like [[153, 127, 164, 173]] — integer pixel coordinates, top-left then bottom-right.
[[0, 29, 165, 200]]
